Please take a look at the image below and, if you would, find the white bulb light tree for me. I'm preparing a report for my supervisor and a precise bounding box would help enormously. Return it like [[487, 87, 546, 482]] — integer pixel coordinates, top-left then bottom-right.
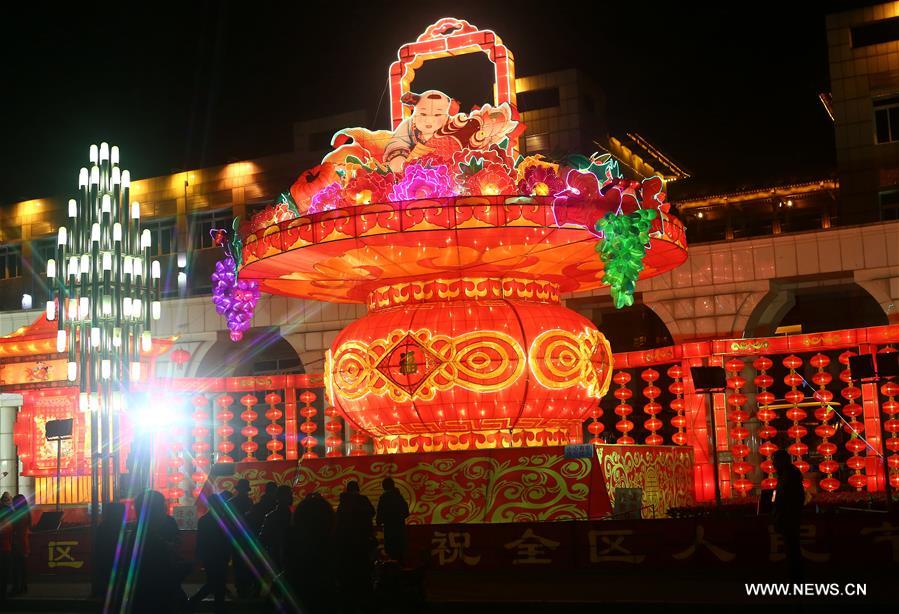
[[46, 143, 161, 519]]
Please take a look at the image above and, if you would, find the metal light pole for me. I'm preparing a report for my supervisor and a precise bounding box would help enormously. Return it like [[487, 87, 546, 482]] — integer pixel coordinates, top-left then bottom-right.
[[46, 143, 161, 527]]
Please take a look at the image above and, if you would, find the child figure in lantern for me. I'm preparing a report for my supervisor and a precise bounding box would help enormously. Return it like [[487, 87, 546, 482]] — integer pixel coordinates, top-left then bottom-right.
[[384, 90, 520, 172], [325, 90, 520, 174]]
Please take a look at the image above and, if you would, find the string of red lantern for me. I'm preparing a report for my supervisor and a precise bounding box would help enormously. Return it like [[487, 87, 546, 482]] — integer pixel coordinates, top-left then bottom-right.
[[349, 431, 368, 456], [613, 371, 634, 444], [191, 395, 211, 497], [299, 391, 318, 459], [641, 368, 662, 445], [215, 395, 235, 463], [324, 406, 343, 457], [240, 394, 259, 461], [667, 364, 687, 445], [264, 392, 284, 461], [167, 426, 186, 511], [839, 351, 867, 491], [725, 358, 752, 496], [810, 353, 839, 492], [587, 401, 604, 445], [880, 376, 899, 489], [783, 355, 809, 485], [754, 356, 777, 489], [284, 388, 298, 460]]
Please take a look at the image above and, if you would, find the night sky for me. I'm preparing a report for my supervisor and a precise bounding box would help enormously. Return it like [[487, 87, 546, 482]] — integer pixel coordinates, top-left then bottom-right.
[[0, 1, 875, 205]]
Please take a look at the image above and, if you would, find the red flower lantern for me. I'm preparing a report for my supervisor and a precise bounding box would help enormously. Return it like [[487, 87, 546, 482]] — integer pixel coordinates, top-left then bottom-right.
[[239, 394, 259, 461], [667, 364, 687, 446], [754, 356, 777, 489], [641, 368, 662, 445], [215, 395, 235, 463]]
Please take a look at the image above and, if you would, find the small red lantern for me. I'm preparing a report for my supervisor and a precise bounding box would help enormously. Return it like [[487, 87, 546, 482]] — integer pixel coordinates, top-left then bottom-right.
[[171, 348, 191, 369]]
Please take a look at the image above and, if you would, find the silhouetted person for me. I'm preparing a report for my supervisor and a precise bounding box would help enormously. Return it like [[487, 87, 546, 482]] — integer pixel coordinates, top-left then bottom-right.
[[231, 479, 253, 517], [190, 493, 233, 613], [376, 478, 409, 564], [260, 485, 293, 571], [0, 492, 12, 603], [335, 481, 375, 613], [129, 490, 189, 613], [229, 479, 255, 599], [92, 502, 127, 603], [10, 494, 30, 596], [247, 481, 278, 534], [772, 450, 805, 582], [291, 492, 336, 613]]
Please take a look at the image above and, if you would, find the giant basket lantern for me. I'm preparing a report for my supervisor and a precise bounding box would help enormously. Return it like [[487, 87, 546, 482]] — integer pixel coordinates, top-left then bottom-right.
[[233, 18, 688, 453]]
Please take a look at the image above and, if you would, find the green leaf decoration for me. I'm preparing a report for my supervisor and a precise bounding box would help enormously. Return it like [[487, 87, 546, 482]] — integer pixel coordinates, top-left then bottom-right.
[[276, 191, 299, 217], [595, 209, 658, 309], [457, 156, 485, 176], [231, 216, 243, 272]]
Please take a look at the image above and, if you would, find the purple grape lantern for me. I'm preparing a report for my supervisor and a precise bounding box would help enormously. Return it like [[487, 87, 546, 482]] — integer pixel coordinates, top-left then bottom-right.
[[212, 255, 260, 342]]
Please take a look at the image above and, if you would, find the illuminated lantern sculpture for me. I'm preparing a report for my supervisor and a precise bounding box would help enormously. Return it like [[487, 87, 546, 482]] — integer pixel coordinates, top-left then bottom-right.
[[754, 356, 777, 489], [840, 351, 867, 491], [233, 19, 688, 453]]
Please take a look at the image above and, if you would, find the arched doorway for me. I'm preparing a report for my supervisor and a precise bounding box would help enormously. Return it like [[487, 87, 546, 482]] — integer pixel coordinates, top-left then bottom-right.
[[747, 282, 888, 337], [567, 299, 674, 354], [195, 327, 304, 378]]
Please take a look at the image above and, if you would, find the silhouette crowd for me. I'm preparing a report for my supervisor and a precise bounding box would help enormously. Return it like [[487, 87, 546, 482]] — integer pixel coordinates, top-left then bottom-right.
[[92, 478, 413, 613]]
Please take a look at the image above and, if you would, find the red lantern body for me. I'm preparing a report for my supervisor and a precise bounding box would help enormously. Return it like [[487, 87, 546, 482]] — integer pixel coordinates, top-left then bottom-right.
[[327, 292, 613, 453]]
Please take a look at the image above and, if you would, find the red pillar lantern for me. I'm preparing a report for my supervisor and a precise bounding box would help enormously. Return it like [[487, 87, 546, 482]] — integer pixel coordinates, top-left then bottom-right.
[[239, 394, 259, 461], [264, 392, 284, 461], [840, 351, 867, 491], [811, 353, 839, 492], [754, 356, 777, 489], [613, 371, 634, 444], [299, 391, 318, 459], [215, 395, 235, 463], [324, 406, 344, 457], [191, 395, 211, 497], [725, 358, 752, 496], [641, 368, 662, 445], [668, 364, 687, 445]]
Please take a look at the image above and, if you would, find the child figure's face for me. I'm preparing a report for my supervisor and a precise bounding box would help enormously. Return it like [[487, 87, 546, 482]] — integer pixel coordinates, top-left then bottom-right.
[[413, 95, 451, 138]]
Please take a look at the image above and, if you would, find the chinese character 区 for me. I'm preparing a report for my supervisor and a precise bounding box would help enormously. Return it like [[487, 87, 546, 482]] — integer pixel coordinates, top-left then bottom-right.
[[588, 529, 645, 564], [48, 541, 84, 569]]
